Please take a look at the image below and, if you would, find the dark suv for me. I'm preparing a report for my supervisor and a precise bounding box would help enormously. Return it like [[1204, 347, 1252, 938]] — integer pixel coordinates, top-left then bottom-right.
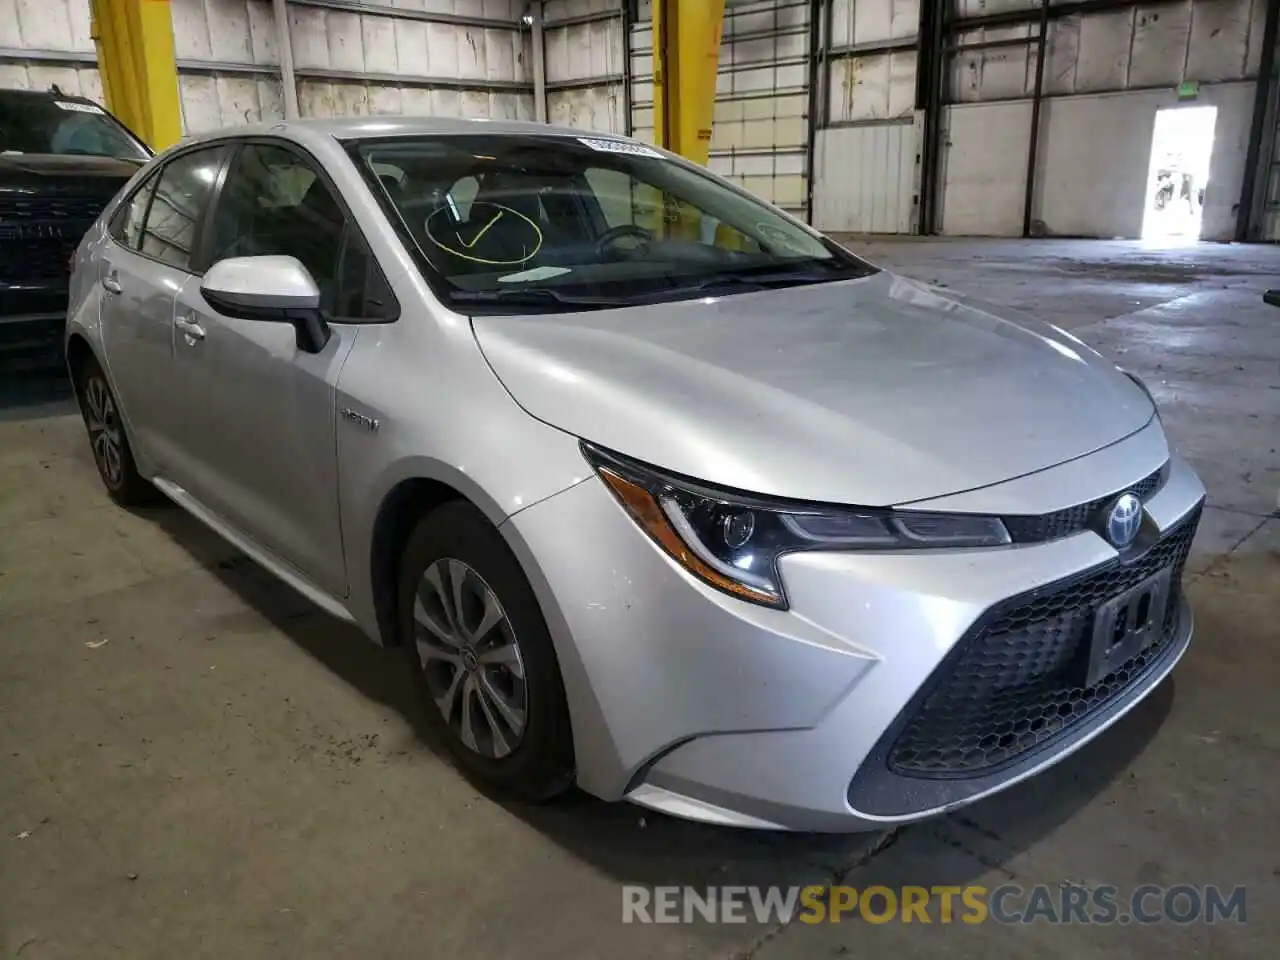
[[0, 87, 151, 375]]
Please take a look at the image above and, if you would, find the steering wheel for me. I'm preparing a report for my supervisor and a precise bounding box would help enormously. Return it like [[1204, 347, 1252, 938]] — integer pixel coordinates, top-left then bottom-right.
[[596, 223, 654, 259]]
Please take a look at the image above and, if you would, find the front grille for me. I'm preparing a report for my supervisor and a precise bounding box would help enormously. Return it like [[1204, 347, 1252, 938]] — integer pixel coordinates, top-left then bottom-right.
[[887, 505, 1200, 778], [0, 194, 110, 224], [0, 194, 113, 281], [0, 237, 78, 280], [1002, 462, 1167, 543]]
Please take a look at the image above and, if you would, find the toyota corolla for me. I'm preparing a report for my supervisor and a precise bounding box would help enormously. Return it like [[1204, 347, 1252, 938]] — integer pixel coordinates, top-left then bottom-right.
[[65, 119, 1204, 831]]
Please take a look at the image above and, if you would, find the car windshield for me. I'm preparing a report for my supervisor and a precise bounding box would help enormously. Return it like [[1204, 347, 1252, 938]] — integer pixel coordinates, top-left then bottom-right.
[[352, 134, 876, 313], [0, 91, 150, 161]]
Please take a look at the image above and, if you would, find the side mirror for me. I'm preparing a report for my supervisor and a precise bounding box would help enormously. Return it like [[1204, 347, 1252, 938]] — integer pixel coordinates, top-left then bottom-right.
[[1265, 290, 1280, 308], [200, 255, 331, 353]]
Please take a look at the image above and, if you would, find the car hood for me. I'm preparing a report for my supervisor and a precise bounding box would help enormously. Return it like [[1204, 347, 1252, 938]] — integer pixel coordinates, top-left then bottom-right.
[[471, 272, 1155, 506], [0, 152, 143, 184]]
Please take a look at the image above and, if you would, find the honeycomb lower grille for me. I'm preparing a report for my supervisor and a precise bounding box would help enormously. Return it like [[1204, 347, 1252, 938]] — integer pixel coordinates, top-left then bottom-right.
[[887, 505, 1200, 778]]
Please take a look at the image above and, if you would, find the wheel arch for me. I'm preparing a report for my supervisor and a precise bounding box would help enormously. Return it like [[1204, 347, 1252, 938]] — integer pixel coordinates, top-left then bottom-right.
[[65, 332, 96, 385], [369, 476, 470, 648]]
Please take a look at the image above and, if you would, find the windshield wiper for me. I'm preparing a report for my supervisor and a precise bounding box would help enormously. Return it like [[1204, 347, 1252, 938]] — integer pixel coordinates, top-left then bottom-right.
[[449, 288, 626, 310], [667, 268, 846, 297]]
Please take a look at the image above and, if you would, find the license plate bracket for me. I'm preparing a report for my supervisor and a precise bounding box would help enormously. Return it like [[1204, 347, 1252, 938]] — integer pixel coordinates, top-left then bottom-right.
[[1085, 568, 1173, 687]]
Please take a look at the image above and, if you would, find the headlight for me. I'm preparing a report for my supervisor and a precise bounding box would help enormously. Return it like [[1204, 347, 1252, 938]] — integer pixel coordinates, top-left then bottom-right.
[[583, 443, 1010, 609]]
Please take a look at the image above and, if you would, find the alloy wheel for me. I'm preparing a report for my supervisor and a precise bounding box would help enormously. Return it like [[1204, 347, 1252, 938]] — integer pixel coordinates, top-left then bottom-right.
[[83, 375, 124, 488], [413, 558, 528, 759]]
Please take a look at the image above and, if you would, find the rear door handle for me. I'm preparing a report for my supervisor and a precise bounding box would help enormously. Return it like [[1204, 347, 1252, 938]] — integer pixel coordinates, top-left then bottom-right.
[[175, 314, 206, 341], [102, 271, 122, 295]]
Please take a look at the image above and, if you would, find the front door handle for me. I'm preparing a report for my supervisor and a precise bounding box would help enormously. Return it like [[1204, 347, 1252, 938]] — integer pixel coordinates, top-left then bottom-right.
[[175, 315, 206, 342], [102, 271, 122, 295]]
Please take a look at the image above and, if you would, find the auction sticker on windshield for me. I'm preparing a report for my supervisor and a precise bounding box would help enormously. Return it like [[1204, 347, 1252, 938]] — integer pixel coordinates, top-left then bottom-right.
[[56, 101, 103, 113], [578, 138, 663, 159]]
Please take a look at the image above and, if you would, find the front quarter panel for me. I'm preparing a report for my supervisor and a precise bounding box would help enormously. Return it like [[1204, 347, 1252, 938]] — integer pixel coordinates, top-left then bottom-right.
[[333, 275, 591, 642]]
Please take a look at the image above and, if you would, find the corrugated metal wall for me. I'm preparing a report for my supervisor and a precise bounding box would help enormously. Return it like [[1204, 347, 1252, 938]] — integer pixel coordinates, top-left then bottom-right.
[[3, 0, 1274, 240], [812, 0, 919, 233], [0, 0, 104, 101], [709, 0, 811, 218], [0, 0, 533, 136], [286, 0, 531, 126], [171, 0, 282, 132], [941, 0, 1270, 240], [543, 0, 626, 133], [629, 0, 813, 219], [814, 122, 915, 233]]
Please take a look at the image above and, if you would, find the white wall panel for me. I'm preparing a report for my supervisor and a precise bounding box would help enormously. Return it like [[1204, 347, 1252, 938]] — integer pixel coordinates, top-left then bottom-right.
[[0, 0, 91, 52], [542, 0, 624, 132], [2, 0, 535, 136], [813, 121, 916, 233], [951, 30, 1035, 102], [0, 62, 102, 101], [1186, 0, 1256, 82], [953, 0, 1038, 16], [545, 17, 623, 85], [171, 0, 278, 65], [1033, 82, 1255, 240], [287, 6, 525, 83], [939, 100, 1032, 236], [962, 0, 1263, 103], [830, 0, 919, 46], [179, 74, 284, 132], [362, 0, 523, 19], [1129, 3, 1194, 88], [1072, 10, 1136, 92], [828, 51, 916, 122], [548, 85, 624, 132], [297, 79, 529, 119], [544, 0, 614, 16], [169, 0, 283, 132]]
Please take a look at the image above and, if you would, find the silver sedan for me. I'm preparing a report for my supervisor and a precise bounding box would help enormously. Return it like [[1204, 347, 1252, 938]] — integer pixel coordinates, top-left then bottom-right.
[[66, 118, 1205, 831]]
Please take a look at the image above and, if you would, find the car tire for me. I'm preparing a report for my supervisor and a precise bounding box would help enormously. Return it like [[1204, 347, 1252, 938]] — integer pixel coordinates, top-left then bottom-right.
[[398, 501, 575, 801], [75, 356, 158, 507]]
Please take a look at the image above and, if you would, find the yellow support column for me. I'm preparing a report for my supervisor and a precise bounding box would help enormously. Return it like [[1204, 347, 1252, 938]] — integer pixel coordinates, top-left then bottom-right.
[[652, 0, 725, 165], [90, 0, 183, 150]]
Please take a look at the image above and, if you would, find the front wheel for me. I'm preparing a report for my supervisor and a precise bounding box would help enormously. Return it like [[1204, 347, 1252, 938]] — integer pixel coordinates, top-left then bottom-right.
[[398, 502, 575, 801]]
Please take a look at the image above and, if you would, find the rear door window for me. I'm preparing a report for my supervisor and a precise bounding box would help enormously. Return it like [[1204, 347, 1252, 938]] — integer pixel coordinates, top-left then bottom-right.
[[139, 146, 227, 271], [109, 173, 160, 250]]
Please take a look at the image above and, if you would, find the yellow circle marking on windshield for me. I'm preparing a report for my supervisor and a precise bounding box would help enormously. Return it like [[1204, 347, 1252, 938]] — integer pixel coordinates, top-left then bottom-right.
[[425, 202, 544, 266], [755, 222, 809, 254]]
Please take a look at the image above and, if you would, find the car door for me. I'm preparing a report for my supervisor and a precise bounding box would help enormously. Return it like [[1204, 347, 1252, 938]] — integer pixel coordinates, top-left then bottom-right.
[[166, 140, 395, 597], [98, 145, 229, 470]]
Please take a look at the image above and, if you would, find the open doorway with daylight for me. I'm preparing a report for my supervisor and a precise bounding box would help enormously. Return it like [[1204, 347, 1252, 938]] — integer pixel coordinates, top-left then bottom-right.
[[1142, 105, 1217, 240]]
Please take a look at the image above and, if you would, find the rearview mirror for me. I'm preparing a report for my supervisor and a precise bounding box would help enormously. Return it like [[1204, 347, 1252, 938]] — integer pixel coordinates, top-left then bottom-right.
[[200, 255, 331, 353], [1265, 290, 1280, 308]]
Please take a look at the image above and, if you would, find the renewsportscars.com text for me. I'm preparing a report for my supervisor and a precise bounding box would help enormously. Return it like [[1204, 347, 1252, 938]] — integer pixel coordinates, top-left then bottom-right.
[[622, 884, 1247, 926]]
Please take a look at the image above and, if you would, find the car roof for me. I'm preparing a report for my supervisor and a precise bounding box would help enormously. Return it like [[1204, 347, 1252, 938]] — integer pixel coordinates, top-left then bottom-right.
[[186, 116, 622, 143]]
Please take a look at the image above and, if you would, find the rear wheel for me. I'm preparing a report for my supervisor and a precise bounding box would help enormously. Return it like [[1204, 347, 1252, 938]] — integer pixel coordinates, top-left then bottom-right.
[[398, 502, 574, 800], [76, 357, 157, 506]]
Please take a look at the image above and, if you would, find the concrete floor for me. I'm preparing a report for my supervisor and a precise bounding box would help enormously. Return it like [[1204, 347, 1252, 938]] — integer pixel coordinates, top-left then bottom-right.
[[1, 238, 1277, 958]]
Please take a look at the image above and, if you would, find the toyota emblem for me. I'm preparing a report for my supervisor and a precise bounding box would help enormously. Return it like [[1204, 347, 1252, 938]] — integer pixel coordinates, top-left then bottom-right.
[[1105, 493, 1143, 548]]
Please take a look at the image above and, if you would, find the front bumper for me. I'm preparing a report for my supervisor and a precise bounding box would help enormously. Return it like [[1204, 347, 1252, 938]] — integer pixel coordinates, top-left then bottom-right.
[[503, 446, 1206, 833]]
